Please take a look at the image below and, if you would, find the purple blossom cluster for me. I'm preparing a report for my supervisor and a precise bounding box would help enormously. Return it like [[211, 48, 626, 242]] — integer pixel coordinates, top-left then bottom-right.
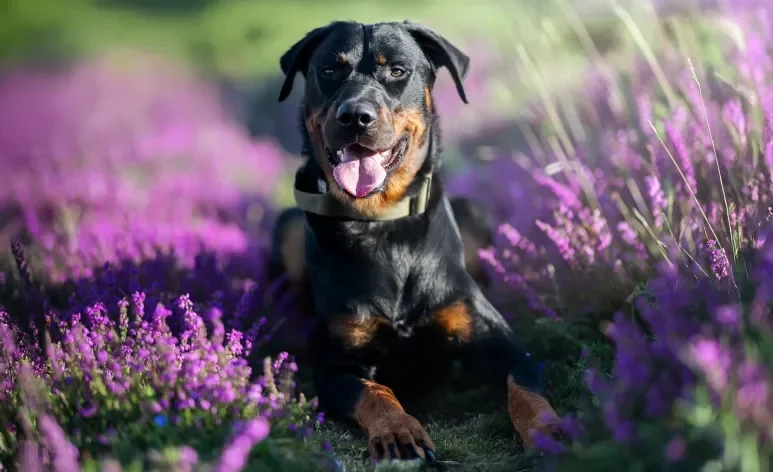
[[448, 7, 773, 318], [1, 240, 326, 471], [0, 50, 288, 283], [538, 228, 773, 469], [0, 50, 327, 471], [443, 6, 773, 469]]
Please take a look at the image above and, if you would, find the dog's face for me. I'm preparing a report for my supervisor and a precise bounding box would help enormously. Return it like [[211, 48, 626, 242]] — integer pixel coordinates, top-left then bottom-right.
[[278, 21, 469, 217]]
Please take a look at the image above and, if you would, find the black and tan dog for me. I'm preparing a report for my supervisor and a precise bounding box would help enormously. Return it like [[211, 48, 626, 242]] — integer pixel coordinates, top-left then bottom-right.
[[270, 20, 561, 463]]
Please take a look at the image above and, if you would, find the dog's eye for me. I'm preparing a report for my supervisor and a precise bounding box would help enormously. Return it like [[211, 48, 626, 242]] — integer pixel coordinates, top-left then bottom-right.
[[390, 67, 407, 78], [321, 67, 336, 77]]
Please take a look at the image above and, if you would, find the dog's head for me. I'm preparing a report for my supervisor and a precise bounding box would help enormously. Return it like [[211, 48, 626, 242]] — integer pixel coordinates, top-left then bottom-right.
[[278, 21, 469, 217]]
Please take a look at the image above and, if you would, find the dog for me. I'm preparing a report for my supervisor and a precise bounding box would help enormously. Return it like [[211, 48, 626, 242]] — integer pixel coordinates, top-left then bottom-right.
[[271, 20, 561, 463]]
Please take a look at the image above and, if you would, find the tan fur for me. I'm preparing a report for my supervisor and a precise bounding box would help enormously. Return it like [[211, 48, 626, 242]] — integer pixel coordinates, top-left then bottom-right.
[[328, 314, 389, 350], [354, 380, 435, 460], [304, 101, 429, 218], [424, 85, 432, 110], [325, 107, 427, 217], [430, 301, 472, 342], [376, 53, 387, 65], [306, 109, 328, 163], [506, 374, 560, 448]]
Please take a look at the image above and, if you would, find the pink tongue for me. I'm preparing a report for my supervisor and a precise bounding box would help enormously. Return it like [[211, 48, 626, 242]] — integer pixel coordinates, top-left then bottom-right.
[[333, 150, 387, 197]]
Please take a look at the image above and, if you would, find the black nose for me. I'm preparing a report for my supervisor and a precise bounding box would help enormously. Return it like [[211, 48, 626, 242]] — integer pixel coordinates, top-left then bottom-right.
[[336, 101, 377, 129]]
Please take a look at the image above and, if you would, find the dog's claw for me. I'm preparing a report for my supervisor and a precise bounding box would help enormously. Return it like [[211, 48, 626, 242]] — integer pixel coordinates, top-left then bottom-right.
[[408, 446, 421, 460], [389, 443, 402, 459], [424, 448, 437, 462]]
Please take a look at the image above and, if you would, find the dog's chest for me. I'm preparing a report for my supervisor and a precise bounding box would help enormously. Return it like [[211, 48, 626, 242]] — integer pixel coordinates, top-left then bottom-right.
[[327, 307, 460, 360], [309, 223, 443, 298]]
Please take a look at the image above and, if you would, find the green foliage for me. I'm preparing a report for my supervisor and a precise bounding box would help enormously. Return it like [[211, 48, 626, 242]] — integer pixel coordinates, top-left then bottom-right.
[[0, 0, 630, 80]]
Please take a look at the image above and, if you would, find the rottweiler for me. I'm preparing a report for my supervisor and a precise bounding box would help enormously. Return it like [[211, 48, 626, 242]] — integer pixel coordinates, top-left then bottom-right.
[[271, 20, 561, 464]]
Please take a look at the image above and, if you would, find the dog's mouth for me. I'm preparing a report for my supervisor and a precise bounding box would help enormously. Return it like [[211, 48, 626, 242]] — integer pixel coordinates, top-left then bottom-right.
[[324, 134, 409, 198]]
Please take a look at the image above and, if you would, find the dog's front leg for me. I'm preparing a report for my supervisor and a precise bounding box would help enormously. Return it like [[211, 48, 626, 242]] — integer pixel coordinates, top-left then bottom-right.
[[311, 316, 437, 462], [314, 367, 437, 462], [457, 297, 562, 448]]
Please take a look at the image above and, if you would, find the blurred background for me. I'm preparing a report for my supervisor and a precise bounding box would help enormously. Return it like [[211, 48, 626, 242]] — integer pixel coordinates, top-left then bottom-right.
[[0, 0, 712, 209], [0, 0, 751, 279]]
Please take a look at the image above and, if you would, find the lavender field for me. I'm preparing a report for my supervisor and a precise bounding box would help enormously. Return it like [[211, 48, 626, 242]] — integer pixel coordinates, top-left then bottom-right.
[[2, 1, 773, 471]]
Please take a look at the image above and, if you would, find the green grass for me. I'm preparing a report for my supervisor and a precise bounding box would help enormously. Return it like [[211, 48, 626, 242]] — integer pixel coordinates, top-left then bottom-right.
[[302, 363, 591, 471], [313, 393, 522, 472], [289, 317, 612, 471]]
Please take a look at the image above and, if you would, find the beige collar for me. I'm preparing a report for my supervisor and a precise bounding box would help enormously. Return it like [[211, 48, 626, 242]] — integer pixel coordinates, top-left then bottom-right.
[[293, 173, 433, 221]]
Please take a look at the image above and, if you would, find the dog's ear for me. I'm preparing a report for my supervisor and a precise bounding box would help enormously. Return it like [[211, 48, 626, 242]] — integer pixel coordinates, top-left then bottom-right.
[[402, 21, 470, 104], [278, 23, 340, 102]]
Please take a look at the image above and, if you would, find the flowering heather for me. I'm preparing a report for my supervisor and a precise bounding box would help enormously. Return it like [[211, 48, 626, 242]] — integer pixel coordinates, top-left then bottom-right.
[[448, 8, 773, 318], [534, 222, 773, 470], [0, 48, 331, 470], [0, 241, 330, 471], [441, 6, 773, 471], [0, 50, 287, 282]]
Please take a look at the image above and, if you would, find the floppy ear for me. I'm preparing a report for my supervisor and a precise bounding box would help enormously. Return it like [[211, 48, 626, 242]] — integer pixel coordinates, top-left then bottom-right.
[[402, 21, 470, 104], [278, 23, 340, 102]]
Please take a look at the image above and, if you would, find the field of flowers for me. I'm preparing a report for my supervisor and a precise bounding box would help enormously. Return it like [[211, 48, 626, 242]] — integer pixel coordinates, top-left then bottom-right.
[[2, 1, 773, 471]]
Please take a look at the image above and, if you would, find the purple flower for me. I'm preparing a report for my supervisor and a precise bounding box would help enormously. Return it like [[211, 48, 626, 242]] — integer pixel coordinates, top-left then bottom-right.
[[714, 304, 742, 329], [533, 430, 564, 455], [214, 417, 271, 472], [704, 240, 731, 283], [79, 403, 98, 419], [0, 51, 288, 283], [38, 415, 80, 472], [664, 435, 687, 462], [689, 338, 733, 393], [1, 234, 319, 468], [18, 440, 44, 472]]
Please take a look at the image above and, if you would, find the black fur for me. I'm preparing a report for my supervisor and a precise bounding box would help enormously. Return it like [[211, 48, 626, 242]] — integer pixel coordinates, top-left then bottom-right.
[[270, 20, 549, 461]]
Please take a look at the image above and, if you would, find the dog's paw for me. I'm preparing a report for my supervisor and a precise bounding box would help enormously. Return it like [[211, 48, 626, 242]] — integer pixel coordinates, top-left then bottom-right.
[[506, 379, 563, 449], [367, 412, 436, 463]]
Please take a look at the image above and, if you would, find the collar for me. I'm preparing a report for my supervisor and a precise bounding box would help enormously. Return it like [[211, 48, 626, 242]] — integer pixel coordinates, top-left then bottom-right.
[[293, 172, 433, 221]]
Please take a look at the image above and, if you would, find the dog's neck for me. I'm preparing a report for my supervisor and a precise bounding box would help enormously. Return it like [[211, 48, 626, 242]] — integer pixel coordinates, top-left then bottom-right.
[[293, 130, 436, 222]]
